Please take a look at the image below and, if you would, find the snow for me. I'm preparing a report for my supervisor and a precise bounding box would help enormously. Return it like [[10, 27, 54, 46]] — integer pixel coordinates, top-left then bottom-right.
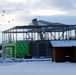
[[51, 40, 76, 47], [0, 60, 76, 75]]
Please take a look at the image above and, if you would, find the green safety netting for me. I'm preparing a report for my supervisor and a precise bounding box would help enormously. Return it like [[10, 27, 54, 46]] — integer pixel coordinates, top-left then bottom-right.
[[3, 41, 30, 58]]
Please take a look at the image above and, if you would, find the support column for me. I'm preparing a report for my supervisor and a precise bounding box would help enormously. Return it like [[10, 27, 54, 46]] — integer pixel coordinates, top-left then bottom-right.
[[23, 28, 24, 40], [13, 29, 14, 42], [16, 29, 17, 42], [2, 33, 3, 45], [75, 30, 76, 39], [4, 33, 5, 44]]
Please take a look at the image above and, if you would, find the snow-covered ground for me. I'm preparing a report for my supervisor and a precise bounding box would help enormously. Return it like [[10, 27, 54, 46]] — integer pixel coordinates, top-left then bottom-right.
[[0, 60, 76, 75]]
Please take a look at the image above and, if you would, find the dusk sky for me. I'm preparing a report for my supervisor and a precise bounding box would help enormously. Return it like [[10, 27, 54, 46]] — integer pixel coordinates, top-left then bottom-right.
[[0, 0, 76, 43]]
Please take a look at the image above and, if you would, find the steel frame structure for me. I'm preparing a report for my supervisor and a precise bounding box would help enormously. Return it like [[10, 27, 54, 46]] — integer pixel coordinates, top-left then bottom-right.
[[2, 24, 76, 44]]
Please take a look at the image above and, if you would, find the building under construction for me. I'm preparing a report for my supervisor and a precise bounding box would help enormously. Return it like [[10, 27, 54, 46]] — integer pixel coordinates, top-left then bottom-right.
[[2, 18, 76, 62]]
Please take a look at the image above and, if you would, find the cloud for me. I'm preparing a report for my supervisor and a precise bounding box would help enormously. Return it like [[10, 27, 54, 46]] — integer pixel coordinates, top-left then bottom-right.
[[0, 0, 75, 15], [28, 9, 67, 16], [51, 0, 74, 9], [7, 0, 26, 3], [0, 0, 76, 26]]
